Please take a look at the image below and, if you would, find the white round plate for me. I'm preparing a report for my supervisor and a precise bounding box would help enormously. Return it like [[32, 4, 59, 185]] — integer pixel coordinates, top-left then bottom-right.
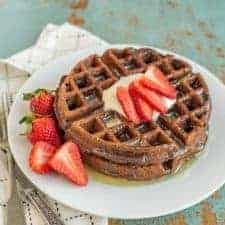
[[8, 44, 225, 219]]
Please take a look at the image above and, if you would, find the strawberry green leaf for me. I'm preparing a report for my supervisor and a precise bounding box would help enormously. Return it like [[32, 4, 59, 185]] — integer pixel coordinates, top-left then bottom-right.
[[19, 115, 33, 124], [23, 88, 56, 101], [23, 93, 35, 100], [34, 88, 47, 94]]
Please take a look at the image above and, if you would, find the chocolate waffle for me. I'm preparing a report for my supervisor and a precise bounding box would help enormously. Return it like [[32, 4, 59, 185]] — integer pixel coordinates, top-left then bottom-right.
[[55, 47, 211, 181]]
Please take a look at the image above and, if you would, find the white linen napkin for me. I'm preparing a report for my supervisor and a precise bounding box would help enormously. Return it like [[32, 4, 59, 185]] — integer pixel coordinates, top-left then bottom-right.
[[0, 150, 9, 225], [0, 23, 109, 225]]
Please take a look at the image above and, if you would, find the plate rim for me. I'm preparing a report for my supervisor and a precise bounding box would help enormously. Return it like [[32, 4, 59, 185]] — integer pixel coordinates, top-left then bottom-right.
[[7, 43, 225, 219]]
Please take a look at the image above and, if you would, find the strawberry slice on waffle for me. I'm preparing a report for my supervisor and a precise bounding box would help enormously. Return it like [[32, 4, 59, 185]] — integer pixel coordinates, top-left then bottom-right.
[[129, 81, 167, 113], [129, 84, 153, 122], [140, 65, 176, 99], [116, 86, 141, 124]]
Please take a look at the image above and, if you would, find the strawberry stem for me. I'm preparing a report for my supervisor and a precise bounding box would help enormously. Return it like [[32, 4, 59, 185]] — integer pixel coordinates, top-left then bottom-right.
[[34, 88, 48, 94], [23, 93, 35, 100], [19, 115, 34, 135], [19, 115, 33, 124], [23, 88, 55, 100]]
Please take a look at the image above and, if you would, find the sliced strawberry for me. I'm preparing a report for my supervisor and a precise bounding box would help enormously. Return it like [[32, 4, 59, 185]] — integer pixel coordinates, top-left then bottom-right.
[[129, 81, 167, 113], [29, 141, 56, 174], [141, 65, 176, 99], [129, 85, 153, 122], [116, 86, 141, 124], [49, 142, 88, 186]]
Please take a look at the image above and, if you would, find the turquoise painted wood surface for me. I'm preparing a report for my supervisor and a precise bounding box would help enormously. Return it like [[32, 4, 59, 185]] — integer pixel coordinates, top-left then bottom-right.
[[0, 0, 225, 224]]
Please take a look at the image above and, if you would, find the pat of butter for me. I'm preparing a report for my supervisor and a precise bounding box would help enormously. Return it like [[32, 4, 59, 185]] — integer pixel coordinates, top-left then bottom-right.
[[102, 73, 175, 121]]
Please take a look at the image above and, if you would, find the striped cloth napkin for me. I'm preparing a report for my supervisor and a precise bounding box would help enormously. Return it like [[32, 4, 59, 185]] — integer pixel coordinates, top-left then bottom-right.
[[0, 23, 108, 225]]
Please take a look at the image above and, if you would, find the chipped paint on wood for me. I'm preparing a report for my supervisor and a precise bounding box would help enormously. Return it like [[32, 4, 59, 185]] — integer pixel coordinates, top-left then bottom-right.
[[201, 203, 217, 225], [212, 191, 221, 200], [220, 72, 225, 84], [68, 14, 85, 26], [163, 33, 183, 51], [128, 15, 139, 26], [68, 0, 88, 26], [198, 21, 217, 40], [70, 0, 88, 10], [108, 219, 122, 225], [0, 0, 5, 7], [195, 43, 203, 53], [182, 30, 193, 37], [39, 0, 70, 7], [185, 5, 194, 17], [166, 214, 187, 225], [166, 0, 179, 8], [161, 28, 197, 52], [216, 48, 225, 58]]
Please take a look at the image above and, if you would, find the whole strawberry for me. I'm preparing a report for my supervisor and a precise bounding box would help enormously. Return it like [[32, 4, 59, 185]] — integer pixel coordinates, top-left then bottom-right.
[[23, 89, 54, 116], [20, 117, 62, 147]]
